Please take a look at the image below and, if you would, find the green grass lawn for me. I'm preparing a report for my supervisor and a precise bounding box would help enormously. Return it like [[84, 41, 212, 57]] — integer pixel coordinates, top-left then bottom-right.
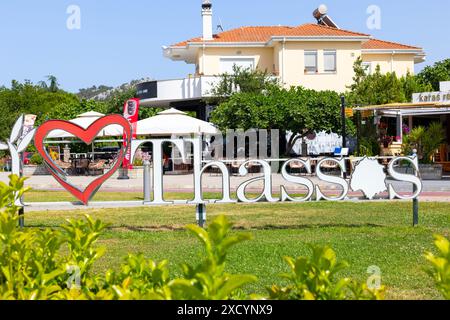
[[23, 191, 450, 300], [24, 190, 308, 202]]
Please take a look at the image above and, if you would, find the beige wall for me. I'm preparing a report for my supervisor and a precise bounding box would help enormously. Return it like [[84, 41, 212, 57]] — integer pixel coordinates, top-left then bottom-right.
[[194, 43, 417, 93], [277, 41, 361, 93], [197, 47, 274, 75], [361, 53, 415, 76]]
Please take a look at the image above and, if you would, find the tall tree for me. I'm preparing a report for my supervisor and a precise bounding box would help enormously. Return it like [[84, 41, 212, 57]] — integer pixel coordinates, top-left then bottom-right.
[[416, 59, 450, 91], [46, 75, 59, 92], [211, 86, 354, 155], [347, 57, 431, 106], [208, 65, 279, 104], [0, 80, 78, 139]]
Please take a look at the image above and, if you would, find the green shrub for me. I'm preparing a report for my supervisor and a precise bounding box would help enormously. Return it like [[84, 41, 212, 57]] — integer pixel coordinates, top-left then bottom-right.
[[169, 217, 256, 300], [29, 153, 43, 165], [0, 175, 106, 300], [0, 176, 255, 300], [402, 123, 445, 163], [268, 245, 385, 300], [425, 235, 450, 300], [0, 175, 386, 300]]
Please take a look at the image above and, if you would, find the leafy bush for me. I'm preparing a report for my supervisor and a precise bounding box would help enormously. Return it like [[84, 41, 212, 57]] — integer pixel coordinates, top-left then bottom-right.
[[169, 217, 256, 300], [0, 176, 255, 300], [0, 175, 107, 299], [425, 235, 450, 300], [402, 123, 445, 163], [356, 137, 380, 157], [0, 175, 412, 301], [268, 245, 385, 300], [29, 153, 43, 165]]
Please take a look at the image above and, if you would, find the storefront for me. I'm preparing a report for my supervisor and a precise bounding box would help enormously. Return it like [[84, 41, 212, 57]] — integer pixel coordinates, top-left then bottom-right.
[[355, 82, 450, 172]]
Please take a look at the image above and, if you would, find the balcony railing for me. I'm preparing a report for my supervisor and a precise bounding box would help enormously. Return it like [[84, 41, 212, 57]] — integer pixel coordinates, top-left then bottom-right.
[[137, 76, 221, 106]]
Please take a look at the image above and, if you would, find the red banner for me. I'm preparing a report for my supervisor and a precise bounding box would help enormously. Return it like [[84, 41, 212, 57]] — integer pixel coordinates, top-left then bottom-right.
[[123, 98, 140, 168]]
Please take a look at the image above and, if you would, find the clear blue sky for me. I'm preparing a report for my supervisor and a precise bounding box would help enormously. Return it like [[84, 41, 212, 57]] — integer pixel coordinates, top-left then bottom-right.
[[1, 0, 448, 92]]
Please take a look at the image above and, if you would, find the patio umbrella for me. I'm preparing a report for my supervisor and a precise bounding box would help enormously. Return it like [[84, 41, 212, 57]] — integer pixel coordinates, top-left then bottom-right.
[[136, 108, 218, 136], [45, 111, 124, 161], [46, 111, 124, 138]]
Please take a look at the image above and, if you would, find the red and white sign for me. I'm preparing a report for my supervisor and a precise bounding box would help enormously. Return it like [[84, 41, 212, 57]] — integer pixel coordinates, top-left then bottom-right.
[[123, 99, 140, 168]]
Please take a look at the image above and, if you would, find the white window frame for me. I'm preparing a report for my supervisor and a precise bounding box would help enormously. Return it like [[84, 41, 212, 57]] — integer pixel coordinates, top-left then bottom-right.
[[324, 50, 337, 73], [304, 50, 318, 74], [219, 57, 256, 74], [362, 62, 372, 75]]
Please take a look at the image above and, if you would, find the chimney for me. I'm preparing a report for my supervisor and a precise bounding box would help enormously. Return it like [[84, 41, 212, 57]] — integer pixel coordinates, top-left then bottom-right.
[[202, 0, 213, 40]]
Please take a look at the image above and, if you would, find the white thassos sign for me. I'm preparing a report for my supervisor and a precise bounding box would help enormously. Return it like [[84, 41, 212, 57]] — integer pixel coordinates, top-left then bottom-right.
[[2, 116, 423, 207], [130, 138, 423, 205]]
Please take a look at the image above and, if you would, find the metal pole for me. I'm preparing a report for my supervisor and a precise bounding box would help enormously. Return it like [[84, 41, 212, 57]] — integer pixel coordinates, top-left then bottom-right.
[[413, 184, 419, 227], [18, 208, 24, 228], [19, 148, 25, 228], [340, 95, 347, 179], [118, 167, 130, 180], [341, 95, 347, 149], [143, 160, 151, 203], [118, 141, 130, 180], [356, 110, 362, 156], [196, 204, 206, 228]]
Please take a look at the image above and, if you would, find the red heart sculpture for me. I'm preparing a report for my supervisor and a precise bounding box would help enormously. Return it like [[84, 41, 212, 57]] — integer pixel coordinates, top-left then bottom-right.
[[35, 115, 132, 205]]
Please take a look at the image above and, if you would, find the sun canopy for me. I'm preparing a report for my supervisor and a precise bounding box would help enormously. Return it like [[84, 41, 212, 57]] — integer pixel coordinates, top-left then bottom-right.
[[46, 111, 124, 139], [45, 109, 218, 139], [354, 102, 450, 117], [136, 108, 218, 136]]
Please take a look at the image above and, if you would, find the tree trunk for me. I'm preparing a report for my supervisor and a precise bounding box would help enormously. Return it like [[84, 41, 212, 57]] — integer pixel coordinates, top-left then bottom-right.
[[286, 133, 304, 156]]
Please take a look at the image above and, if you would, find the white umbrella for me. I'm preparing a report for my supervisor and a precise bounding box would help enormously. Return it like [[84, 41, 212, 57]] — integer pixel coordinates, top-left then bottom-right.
[[46, 111, 124, 138], [136, 108, 218, 136]]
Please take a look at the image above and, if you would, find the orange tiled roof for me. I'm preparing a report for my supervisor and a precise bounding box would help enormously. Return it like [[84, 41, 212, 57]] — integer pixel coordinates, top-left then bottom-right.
[[172, 24, 370, 47], [362, 38, 421, 50]]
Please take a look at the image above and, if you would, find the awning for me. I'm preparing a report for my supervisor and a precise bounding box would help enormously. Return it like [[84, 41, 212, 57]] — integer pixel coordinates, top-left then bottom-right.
[[136, 108, 218, 136], [46, 111, 124, 138], [354, 102, 450, 117]]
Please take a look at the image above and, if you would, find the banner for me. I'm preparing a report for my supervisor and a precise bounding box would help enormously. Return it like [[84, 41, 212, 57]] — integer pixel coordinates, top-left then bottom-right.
[[21, 114, 37, 141], [123, 99, 140, 168]]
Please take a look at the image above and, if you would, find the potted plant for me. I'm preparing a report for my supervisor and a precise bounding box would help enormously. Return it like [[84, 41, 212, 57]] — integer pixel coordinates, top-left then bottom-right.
[[402, 122, 445, 180]]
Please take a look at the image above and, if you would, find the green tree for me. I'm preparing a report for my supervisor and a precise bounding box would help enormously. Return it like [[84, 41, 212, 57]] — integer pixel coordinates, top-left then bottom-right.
[[209, 65, 279, 104], [401, 72, 433, 100], [347, 58, 405, 105], [45, 99, 108, 121], [347, 57, 431, 106], [211, 86, 354, 155], [0, 80, 78, 139], [417, 59, 450, 91], [46, 75, 60, 93]]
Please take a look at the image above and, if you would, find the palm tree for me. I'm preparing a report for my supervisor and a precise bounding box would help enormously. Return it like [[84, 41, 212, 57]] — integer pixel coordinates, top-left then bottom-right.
[[46, 75, 59, 92], [38, 81, 48, 90]]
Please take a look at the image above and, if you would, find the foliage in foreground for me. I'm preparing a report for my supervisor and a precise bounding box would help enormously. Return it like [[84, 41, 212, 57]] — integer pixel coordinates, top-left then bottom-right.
[[268, 246, 384, 300], [425, 235, 450, 300], [1, 176, 447, 300]]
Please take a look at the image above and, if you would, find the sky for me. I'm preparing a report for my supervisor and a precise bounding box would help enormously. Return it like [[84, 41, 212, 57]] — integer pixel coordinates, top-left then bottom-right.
[[0, 0, 448, 93]]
